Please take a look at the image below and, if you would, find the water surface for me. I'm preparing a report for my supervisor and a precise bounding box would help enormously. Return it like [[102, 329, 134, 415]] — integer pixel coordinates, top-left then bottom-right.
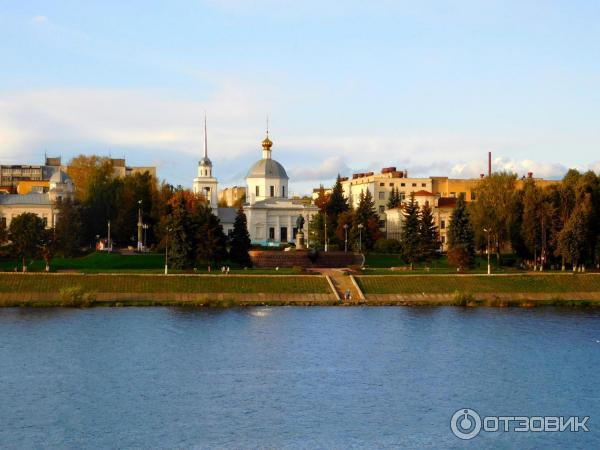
[[0, 307, 598, 449]]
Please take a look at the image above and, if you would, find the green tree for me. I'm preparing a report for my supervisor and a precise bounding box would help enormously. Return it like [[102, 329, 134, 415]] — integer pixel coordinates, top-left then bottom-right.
[[326, 175, 349, 217], [308, 211, 327, 250], [556, 193, 593, 270], [387, 186, 401, 209], [469, 172, 518, 263], [230, 207, 252, 267], [54, 197, 84, 257], [166, 192, 195, 269], [194, 205, 227, 266], [447, 194, 475, 271], [9, 213, 46, 271], [352, 190, 381, 251], [419, 201, 439, 261], [400, 192, 421, 267]]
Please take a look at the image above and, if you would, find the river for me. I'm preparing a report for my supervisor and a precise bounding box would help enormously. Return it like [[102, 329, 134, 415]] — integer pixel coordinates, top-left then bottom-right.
[[0, 307, 598, 449]]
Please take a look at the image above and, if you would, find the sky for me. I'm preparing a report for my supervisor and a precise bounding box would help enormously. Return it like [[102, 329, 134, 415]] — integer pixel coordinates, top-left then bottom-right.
[[1, 0, 599, 195]]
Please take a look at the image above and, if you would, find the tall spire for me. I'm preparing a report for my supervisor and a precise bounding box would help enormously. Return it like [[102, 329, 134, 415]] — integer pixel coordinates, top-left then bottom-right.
[[266, 114, 269, 138], [204, 112, 208, 159]]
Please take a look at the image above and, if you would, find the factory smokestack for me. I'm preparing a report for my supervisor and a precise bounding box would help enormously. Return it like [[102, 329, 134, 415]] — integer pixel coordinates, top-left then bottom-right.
[[488, 151, 492, 177]]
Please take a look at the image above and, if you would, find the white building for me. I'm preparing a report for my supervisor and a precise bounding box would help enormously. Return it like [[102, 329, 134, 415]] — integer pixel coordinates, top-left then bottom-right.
[[0, 170, 74, 229], [243, 133, 318, 245]]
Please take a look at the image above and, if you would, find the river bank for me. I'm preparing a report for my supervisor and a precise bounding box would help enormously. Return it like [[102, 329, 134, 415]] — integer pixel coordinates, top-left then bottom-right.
[[1, 273, 600, 308]]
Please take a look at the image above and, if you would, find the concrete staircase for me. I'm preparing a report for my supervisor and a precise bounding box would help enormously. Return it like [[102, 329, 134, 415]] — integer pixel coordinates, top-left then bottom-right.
[[329, 272, 364, 304]]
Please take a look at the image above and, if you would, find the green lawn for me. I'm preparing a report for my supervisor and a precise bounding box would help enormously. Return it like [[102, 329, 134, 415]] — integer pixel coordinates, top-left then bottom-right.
[[0, 273, 330, 294], [357, 274, 600, 294], [363, 253, 524, 274], [0, 252, 300, 275]]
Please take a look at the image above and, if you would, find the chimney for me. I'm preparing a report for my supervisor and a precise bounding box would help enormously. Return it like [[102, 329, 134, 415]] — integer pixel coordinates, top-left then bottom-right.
[[488, 151, 492, 177], [480, 173, 485, 178], [528, 172, 533, 178]]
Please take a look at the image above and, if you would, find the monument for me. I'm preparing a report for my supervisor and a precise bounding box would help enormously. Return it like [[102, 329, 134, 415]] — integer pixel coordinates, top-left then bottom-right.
[[295, 214, 305, 250]]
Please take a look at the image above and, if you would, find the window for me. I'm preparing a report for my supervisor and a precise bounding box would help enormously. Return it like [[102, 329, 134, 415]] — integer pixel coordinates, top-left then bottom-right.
[[292, 227, 298, 238], [379, 205, 385, 213], [280, 227, 288, 242], [412, 183, 417, 187], [471, 192, 476, 201], [400, 192, 406, 200], [421, 183, 426, 187], [270, 186, 275, 197], [378, 192, 385, 200], [282, 186, 286, 197], [389, 183, 394, 187], [255, 186, 260, 197], [450, 192, 456, 198], [401, 183, 405, 187], [441, 220, 446, 229], [269, 227, 275, 240], [379, 182, 385, 187], [378, 220, 386, 229], [441, 236, 446, 244]]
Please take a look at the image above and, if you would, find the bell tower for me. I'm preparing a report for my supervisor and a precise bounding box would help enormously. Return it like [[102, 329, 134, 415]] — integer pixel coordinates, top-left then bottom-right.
[[192, 114, 218, 205]]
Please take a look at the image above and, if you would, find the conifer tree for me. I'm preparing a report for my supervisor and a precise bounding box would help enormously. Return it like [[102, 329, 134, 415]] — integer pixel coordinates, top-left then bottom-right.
[[447, 194, 475, 270], [167, 193, 195, 269], [54, 197, 84, 257], [387, 187, 401, 209], [230, 207, 252, 267], [352, 190, 381, 251], [194, 205, 227, 266], [326, 175, 349, 217], [419, 202, 439, 261], [400, 192, 421, 268]]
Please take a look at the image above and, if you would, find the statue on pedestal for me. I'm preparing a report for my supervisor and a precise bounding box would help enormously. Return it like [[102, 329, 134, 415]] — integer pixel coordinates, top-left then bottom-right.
[[295, 214, 305, 250]]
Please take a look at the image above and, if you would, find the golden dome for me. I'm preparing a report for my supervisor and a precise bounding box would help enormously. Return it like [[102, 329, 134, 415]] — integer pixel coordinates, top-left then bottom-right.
[[262, 134, 273, 150]]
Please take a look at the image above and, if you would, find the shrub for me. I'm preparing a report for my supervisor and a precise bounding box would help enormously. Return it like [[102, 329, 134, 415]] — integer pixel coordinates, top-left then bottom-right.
[[373, 238, 402, 254], [453, 290, 474, 306], [59, 285, 96, 307]]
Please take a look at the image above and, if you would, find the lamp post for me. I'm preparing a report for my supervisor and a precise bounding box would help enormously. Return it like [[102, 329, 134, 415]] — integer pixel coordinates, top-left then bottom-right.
[[358, 223, 364, 253], [137, 200, 143, 252], [164, 227, 172, 275], [143, 224, 149, 251], [483, 227, 491, 275], [107, 220, 112, 251], [324, 214, 328, 252], [344, 224, 349, 253]]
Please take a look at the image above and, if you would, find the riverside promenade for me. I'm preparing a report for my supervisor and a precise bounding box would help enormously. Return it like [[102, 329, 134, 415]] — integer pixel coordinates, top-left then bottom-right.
[[2, 272, 600, 307]]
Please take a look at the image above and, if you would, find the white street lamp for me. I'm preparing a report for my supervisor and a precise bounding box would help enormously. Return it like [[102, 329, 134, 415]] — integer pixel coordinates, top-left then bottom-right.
[[344, 223, 349, 253], [483, 227, 491, 275], [358, 223, 364, 254]]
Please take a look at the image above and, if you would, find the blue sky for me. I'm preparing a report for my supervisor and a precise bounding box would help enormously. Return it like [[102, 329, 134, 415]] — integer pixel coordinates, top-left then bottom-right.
[[1, 0, 599, 194]]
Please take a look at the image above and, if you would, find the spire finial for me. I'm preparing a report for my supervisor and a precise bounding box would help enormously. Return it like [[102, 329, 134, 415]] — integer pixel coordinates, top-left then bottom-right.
[[204, 111, 208, 159]]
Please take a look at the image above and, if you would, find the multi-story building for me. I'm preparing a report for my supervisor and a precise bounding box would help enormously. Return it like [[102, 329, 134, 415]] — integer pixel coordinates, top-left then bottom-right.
[[1, 156, 156, 195], [218, 186, 246, 207]]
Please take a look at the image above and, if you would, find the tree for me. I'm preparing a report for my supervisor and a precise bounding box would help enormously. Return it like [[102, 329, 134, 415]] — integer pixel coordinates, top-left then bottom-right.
[[166, 192, 195, 269], [469, 172, 519, 263], [400, 192, 421, 267], [556, 193, 593, 270], [54, 198, 84, 257], [9, 213, 46, 271], [387, 187, 401, 209], [419, 202, 439, 261], [230, 207, 252, 267], [194, 205, 227, 266], [352, 190, 381, 251], [335, 210, 354, 250], [326, 175, 349, 217], [308, 212, 327, 250], [447, 194, 475, 271], [313, 185, 330, 213]]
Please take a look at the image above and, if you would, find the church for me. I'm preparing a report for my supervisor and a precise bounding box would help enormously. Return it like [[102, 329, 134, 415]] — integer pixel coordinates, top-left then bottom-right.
[[192, 122, 318, 246]]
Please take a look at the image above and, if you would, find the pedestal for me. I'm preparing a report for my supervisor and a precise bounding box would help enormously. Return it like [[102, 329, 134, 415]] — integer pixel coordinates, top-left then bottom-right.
[[295, 231, 305, 250]]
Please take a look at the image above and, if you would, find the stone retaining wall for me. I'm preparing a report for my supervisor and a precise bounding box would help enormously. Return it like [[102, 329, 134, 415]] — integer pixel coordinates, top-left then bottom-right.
[[249, 250, 357, 268]]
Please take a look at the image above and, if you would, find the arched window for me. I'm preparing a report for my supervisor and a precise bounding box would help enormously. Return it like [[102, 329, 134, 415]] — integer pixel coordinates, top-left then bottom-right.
[[270, 186, 275, 197], [255, 186, 260, 197], [282, 186, 285, 197]]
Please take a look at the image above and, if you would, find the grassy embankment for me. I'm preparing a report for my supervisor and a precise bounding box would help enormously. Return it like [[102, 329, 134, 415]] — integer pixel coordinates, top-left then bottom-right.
[[0, 273, 332, 307], [357, 273, 600, 306], [0, 252, 301, 275]]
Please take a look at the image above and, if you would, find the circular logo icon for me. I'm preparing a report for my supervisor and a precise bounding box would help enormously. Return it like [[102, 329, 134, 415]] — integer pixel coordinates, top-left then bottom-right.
[[451, 408, 482, 440]]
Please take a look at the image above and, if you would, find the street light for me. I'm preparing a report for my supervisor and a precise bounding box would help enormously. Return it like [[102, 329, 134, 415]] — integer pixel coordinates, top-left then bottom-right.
[[358, 223, 364, 253], [483, 227, 491, 275], [324, 214, 328, 252], [137, 200, 143, 252], [107, 220, 112, 251], [164, 227, 172, 275], [143, 224, 149, 251], [344, 223, 349, 253]]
